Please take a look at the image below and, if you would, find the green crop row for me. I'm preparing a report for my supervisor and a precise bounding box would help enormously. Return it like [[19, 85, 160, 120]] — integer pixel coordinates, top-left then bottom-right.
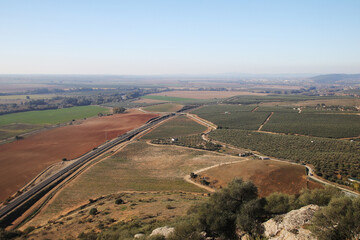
[[209, 129, 360, 184], [262, 112, 360, 138], [192, 105, 270, 130]]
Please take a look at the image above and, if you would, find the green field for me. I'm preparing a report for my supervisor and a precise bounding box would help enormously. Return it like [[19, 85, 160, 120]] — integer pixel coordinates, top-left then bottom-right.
[[0, 105, 109, 126], [143, 95, 197, 102], [209, 129, 360, 184], [142, 115, 207, 139], [192, 105, 270, 130], [262, 112, 360, 138], [0, 106, 109, 140], [142, 103, 183, 112]]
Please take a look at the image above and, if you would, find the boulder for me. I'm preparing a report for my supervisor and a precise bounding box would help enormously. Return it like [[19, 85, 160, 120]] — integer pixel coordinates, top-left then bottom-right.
[[263, 204, 320, 240], [134, 233, 145, 239], [149, 226, 175, 238]]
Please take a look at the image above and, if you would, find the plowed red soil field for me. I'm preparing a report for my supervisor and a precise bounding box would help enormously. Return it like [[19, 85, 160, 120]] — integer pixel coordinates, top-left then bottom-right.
[[0, 109, 158, 202], [198, 160, 323, 197]]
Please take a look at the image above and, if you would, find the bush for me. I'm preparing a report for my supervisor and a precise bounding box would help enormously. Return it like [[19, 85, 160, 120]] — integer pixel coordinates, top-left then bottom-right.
[[168, 219, 203, 240], [78, 231, 98, 240], [310, 197, 360, 240], [89, 208, 98, 215], [0, 228, 22, 239], [265, 192, 291, 214], [296, 186, 340, 207], [23, 226, 35, 234], [196, 178, 263, 239], [115, 198, 124, 205]]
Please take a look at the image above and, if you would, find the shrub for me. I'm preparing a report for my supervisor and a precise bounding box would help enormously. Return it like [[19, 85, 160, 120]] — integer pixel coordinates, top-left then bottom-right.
[[265, 192, 291, 214], [89, 208, 98, 215], [23, 226, 35, 234], [115, 198, 124, 205], [168, 218, 203, 240], [78, 231, 98, 240], [197, 178, 262, 239], [310, 197, 360, 240]]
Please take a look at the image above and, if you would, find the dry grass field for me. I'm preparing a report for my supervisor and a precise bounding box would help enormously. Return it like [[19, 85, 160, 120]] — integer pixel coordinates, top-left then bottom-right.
[[197, 159, 323, 197], [0, 110, 158, 202], [26, 142, 239, 227], [149, 90, 267, 99], [22, 191, 207, 240]]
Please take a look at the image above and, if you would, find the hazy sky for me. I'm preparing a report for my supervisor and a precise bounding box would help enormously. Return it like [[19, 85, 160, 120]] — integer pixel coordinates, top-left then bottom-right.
[[0, 0, 359, 75]]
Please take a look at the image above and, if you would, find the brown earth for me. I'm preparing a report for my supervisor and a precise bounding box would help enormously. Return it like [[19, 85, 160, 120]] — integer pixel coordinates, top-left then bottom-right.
[[149, 91, 268, 99], [197, 159, 323, 197], [0, 109, 158, 202]]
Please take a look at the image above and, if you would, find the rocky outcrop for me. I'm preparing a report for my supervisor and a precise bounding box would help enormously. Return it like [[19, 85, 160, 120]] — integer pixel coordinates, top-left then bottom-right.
[[149, 226, 175, 238], [134, 233, 145, 239], [263, 204, 320, 240]]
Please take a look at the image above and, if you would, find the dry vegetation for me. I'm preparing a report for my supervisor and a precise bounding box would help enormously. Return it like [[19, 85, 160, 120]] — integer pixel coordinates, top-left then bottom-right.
[[20, 191, 208, 240], [25, 141, 239, 227]]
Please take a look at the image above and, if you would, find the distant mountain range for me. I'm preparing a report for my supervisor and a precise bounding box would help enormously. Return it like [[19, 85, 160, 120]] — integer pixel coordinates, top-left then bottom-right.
[[311, 74, 360, 84]]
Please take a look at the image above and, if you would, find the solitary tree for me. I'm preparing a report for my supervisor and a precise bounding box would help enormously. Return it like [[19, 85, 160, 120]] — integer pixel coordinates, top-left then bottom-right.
[[113, 107, 126, 114]]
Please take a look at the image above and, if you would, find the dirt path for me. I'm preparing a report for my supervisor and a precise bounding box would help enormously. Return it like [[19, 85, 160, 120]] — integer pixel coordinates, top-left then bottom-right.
[[183, 160, 251, 192], [258, 112, 274, 131], [251, 106, 259, 112]]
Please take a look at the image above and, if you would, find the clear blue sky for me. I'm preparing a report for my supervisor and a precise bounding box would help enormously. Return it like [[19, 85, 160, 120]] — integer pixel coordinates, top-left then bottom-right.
[[0, 0, 359, 75]]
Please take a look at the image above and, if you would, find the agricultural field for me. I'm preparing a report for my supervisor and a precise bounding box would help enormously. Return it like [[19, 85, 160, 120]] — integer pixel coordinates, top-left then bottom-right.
[[141, 115, 207, 140], [0, 105, 111, 141], [141, 103, 183, 112], [152, 134, 222, 152], [224, 94, 349, 105], [0, 110, 158, 202], [262, 112, 360, 138], [0, 106, 110, 140], [142, 95, 196, 102], [26, 141, 238, 226], [148, 90, 266, 99], [0, 106, 109, 127], [133, 98, 166, 104], [197, 160, 323, 197], [192, 105, 271, 130], [209, 129, 360, 184]]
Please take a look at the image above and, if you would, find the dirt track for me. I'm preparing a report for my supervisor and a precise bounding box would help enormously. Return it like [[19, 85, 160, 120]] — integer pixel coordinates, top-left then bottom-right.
[[0, 109, 158, 202]]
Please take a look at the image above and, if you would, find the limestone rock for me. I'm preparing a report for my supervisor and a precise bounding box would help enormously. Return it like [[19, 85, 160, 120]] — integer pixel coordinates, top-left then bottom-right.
[[149, 226, 175, 238], [134, 233, 145, 239], [263, 204, 320, 240]]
